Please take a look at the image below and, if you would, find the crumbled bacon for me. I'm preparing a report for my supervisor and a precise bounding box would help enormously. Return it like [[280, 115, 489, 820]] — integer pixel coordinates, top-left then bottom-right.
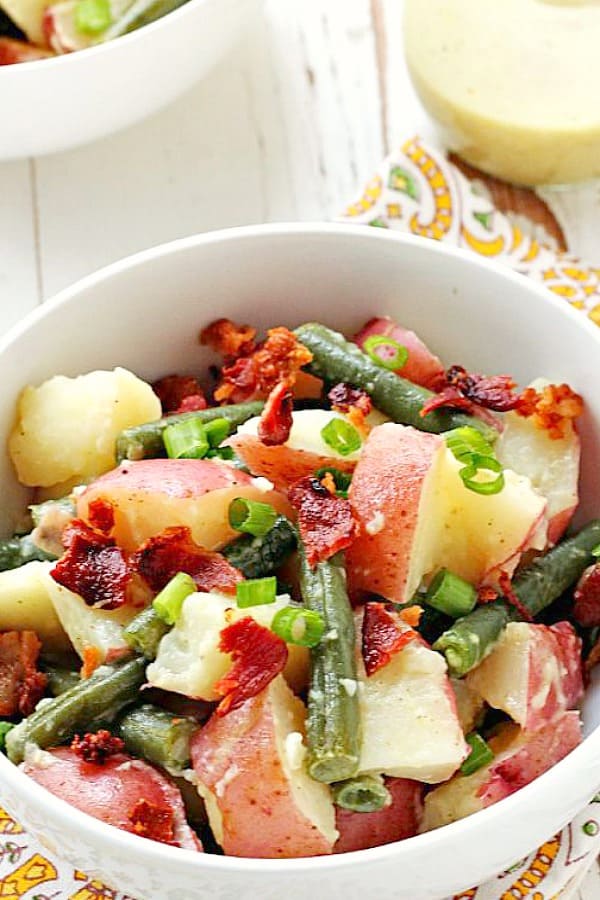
[[71, 730, 125, 764], [477, 585, 499, 605], [515, 383, 583, 439], [420, 386, 474, 419], [257, 380, 294, 446], [86, 498, 115, 536], [214, 326, 313, 404], [328, 383, 372, 417], [0, 631, 47, 717], [200, 318, 257, 359], [574, 564, 600, 628], [362, 602, 417, 677], [152, 374, 207, 415], [128, 798, 176, 845], [446, 365, 520, 412], [215, 617, 288, 716], [51, 520, 132, 610], [131, 526, 243, 594], [498, 572, 533, 622], [288, 476, 359, 568]]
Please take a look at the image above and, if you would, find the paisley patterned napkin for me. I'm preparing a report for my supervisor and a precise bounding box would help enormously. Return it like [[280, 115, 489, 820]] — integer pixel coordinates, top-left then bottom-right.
[[1, 135, 599, 900]]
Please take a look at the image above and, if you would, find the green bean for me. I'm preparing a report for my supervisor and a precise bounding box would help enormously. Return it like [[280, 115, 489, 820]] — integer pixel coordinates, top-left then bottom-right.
[[434, 519, 600, 676], [0, 536, 55, 572], [43, 666, 81, 697], [332, 775, 391, 813], [115, 401, 264, 463], [116, 704, 199, 772], [222, 516, 297, 579], [294, 323, 496, 440], [300, 549, 361, 783], [6, 657, 146, 765], [123, 606, 170, 660]]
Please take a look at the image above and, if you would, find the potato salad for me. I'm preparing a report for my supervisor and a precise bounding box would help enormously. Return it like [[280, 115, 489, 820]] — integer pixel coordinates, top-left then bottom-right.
[[0, 315, 597, 857]]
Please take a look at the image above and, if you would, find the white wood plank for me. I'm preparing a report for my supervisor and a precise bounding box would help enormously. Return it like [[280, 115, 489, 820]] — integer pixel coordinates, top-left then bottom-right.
[[33, 0, 384, 299], [0, 159, 40, 334]]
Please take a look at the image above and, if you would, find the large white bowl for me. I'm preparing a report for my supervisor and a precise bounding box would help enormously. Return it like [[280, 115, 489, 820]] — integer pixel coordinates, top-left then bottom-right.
[[0, 0, 259, 159], [1, 224, 599, 900]]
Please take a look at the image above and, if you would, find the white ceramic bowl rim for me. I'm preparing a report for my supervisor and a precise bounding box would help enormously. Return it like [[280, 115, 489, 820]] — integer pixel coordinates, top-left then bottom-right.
[[0, 0, 211, 72], [1, 222, 599, 877]]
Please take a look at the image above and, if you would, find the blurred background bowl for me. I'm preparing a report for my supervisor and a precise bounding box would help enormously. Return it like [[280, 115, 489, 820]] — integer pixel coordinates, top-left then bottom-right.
[[0, 0, 260, 159]]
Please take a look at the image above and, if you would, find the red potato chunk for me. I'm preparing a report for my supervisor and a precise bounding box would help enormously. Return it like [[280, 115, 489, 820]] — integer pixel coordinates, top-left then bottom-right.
[[465, 622, 583, 732], [496, 381, 580, 546], [421, 710, 582, 830], [354, 317, 445, 390], [191, 676, 337, 858], [22, 747, 201, 850], [347, 423, 547, 603], [0, 37, 53, 64], [228, 409, 359, 492], [335, 778, 424, 854], [77, 458, 291, 552]]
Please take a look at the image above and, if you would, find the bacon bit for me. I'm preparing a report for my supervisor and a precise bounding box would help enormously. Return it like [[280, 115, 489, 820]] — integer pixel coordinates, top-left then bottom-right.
[[80, 646, 103, 680], [71, 730, 125, 764], [573, 564, 600, 628], [446, 365, 519, 412], [498, 572, 533, 622], [420, 386, 476, 418], [152, 374, 208, 415], [328, 383, 372, 417], [288, 476, 359, 568], [362, 602, 417, 677], [215, 617, 288, 716], [257, 380, 294, 446], [399, 605, 423, 628], [515, 383, 583, 439], [51, 520, 132, 610], [128, 798, 176, 845], [477, 585, 499, 605], [200, 318, 257, 359], [346, 404, 371, 439], [131, 526, 243, 594], [173, 394, 207, 414], [0, 631, 47, 717], [86, 498, 115, 536], [214, 326, 313, 404]]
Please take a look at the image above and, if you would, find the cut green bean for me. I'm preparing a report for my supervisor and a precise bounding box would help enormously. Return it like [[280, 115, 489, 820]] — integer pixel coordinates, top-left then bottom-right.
[[43, 666, 81, 697], [300, 548, 361, 783], [435, 519, 600, 676], [294, 323, 496, 440], [0, 535, 55, 572], [222, 515, 297, 580], [116, 704, 199, 773], [123, 606, 171, 660], [115, 401, 264, 463], [6, 657, 146, 765], [332, 775, 391, 813]]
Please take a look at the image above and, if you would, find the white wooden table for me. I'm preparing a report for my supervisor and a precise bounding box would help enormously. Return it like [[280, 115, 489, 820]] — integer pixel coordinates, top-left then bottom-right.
[[1, 1, 599, 896]]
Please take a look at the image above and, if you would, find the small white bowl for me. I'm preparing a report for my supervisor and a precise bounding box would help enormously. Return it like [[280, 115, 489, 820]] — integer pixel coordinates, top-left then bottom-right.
[[1, 224, 599, 900], [0, 0, 259, 159]]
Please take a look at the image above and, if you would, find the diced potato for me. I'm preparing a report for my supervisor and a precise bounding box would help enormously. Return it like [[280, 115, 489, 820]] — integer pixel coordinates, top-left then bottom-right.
[[9, 367, 161, 489], [44, 574, 136, 664], [0, 0, 47, 44], [0, 561, 70, 653], [147, 591, 308, 700], [191, 676, 337, 857], [335, 777, 424, 853]]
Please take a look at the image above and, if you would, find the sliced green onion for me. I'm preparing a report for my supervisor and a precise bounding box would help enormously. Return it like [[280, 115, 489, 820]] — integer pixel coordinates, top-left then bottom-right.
[[332, 775, 391, 813], [0, 722, 14, 753], [424, 569, 477, 618], [152, 572, 197, 625], [314, 466, 352, 498], [236, 576, 277, 609], [204, 417, 231, 448], [208, 445, 235, 461], [75, 0, 112, 33], [460, 732, 494, 776], [363, 334, 409, 371], [163, 419, 209, 459], [271, 606, 325, 647], [228, 498, 278, 537], [592, 543, 600, 558], [445, 426, 495, 463], [459, 463, 505, 496], [321, 418, 362, 457]]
